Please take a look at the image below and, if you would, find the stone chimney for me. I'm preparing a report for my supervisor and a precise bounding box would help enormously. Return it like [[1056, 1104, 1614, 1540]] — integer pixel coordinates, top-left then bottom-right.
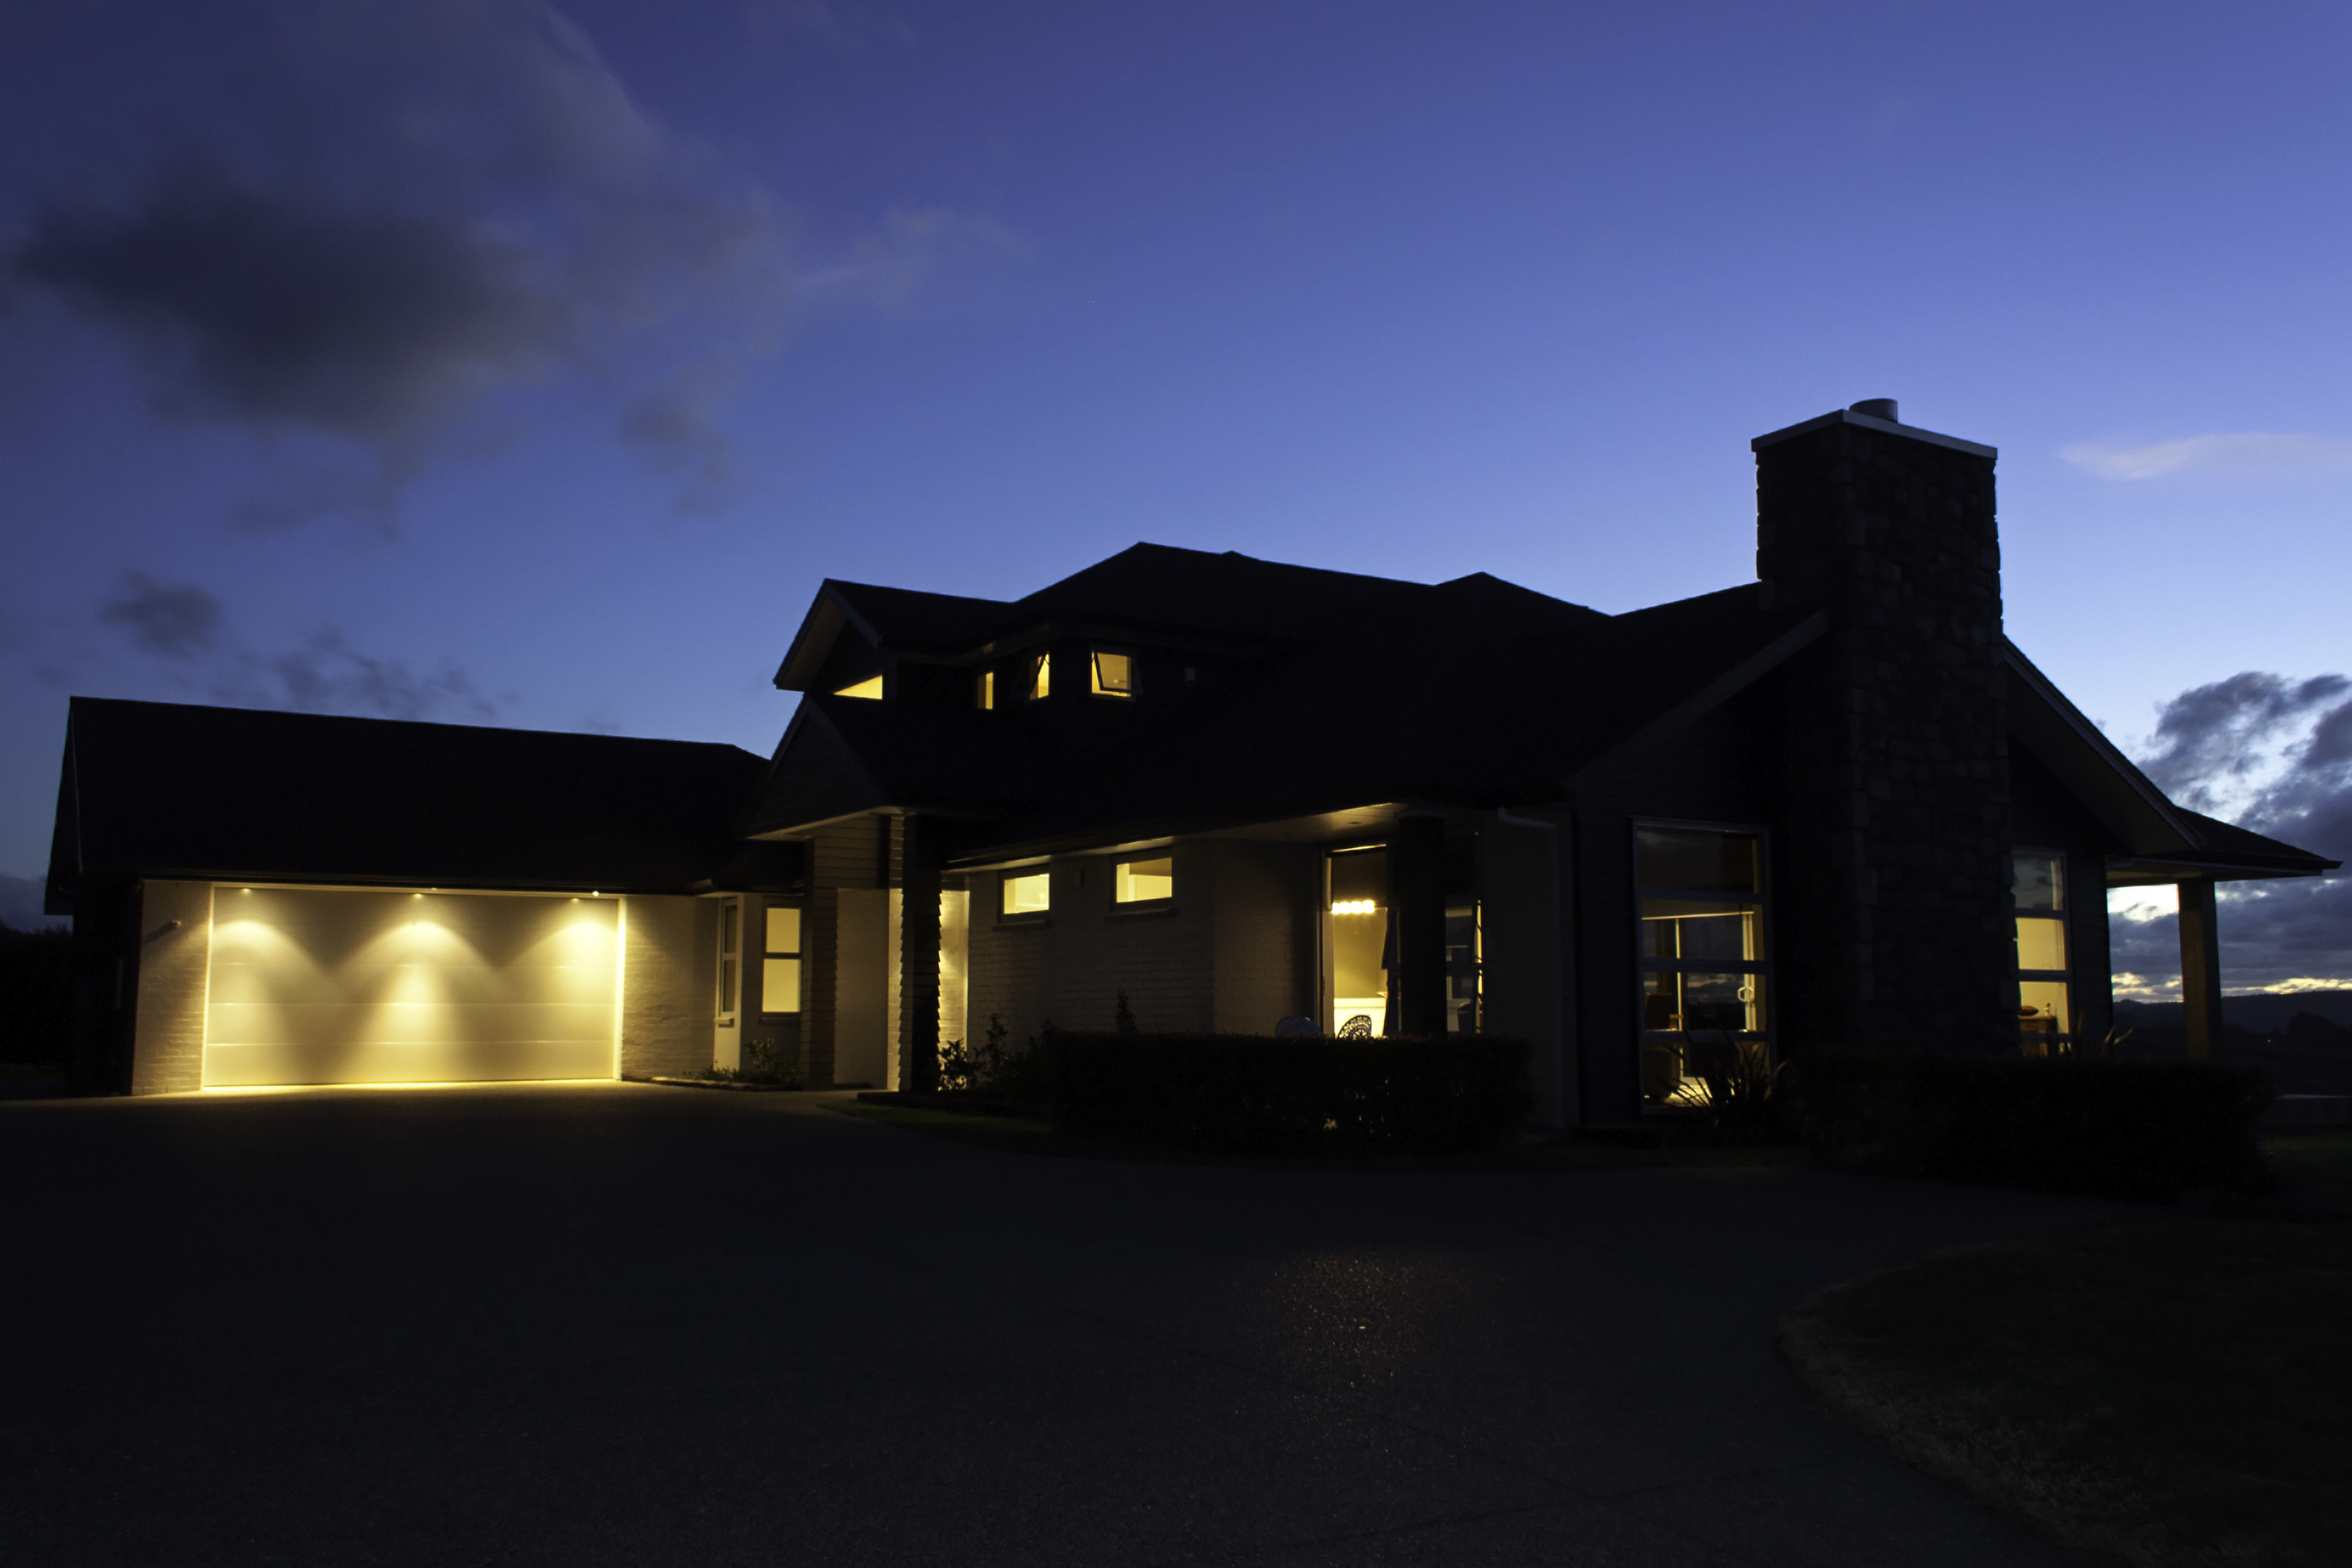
[[1754, 402, 2014, 1053]]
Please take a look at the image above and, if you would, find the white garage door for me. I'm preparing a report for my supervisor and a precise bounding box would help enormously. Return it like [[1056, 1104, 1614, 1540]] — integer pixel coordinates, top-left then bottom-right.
[[204, 888, 620, 1087]]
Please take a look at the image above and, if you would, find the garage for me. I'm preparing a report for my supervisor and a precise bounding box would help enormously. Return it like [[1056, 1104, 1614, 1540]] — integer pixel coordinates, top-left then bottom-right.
[[203, 888, 621, 1088]]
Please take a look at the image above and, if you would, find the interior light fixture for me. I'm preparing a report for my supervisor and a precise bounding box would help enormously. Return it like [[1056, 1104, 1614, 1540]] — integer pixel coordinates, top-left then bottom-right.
[[1330, 899, 1379, 915]]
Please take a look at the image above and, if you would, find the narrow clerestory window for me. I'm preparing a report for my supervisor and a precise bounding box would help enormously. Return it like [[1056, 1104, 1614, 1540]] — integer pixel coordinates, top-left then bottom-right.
[[1026, 654, 1051, 701], [836, 675, 884, 700], [976, 669, 995, 710]]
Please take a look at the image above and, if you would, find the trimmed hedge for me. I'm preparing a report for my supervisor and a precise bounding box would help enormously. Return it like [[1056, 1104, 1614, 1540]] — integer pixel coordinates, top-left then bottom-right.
[[1049, 1032, 1535, 1157], [1777, 1051, 2274, 1201]]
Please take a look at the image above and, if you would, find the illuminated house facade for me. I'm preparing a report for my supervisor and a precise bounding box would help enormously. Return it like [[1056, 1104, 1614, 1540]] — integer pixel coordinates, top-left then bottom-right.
[[49, 403, 2338, 1119]]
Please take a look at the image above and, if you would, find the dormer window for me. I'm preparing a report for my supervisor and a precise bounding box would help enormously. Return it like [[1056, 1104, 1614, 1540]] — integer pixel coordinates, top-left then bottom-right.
[[836, 675, 884, 700], [1026, 654, 1051, 701], [1091, 649, 1134, 699], [976, 670, 995, 710]]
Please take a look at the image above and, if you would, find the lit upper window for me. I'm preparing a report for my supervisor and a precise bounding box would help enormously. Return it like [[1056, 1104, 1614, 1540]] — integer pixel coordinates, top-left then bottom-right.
[[836, 675, 884, 700], [1027, 654, 1051, 701], [1115, 855, 1172, 903], [976, 670, 995, 710], [1091, 650, 1134, 698], [1002, 871, 1051, 916]]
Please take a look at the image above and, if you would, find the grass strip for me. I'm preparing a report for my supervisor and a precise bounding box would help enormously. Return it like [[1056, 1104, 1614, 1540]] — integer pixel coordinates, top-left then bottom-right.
[[1779, 1132, 2352, 1567]]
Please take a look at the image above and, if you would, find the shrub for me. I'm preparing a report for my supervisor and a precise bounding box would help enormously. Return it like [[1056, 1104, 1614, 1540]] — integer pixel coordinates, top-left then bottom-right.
[[1776, 1051, 2274, 1201], [1049, 1032, 1533, 1157]]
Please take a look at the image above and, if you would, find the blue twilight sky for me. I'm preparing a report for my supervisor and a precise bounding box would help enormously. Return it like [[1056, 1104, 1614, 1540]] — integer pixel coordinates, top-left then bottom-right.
[[2, 1, 2348, 993]]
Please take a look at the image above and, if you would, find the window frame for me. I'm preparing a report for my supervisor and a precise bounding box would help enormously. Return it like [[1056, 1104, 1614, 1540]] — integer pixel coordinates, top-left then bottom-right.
[[1629, 817, 1775, 1114], [1090, 647, 1137, 700], [2013, 845, 2072, 1052], [998, 867, 1052, 924], [759, 902, 803, 1017], [1111, 852, 1175, 909], [715, 898, 741, 1027]]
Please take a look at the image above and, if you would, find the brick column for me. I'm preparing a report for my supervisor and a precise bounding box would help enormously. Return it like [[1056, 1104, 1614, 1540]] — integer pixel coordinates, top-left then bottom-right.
[[2177, 878, 2223, 1062], [898, 816, 942, 1093], [1392, 815, 1447, 1037]]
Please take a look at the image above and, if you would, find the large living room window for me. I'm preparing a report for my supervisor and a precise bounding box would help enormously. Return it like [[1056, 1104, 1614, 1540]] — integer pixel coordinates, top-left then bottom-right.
[[2014, 848, 2071, 1052], [1327, 846, 1388, 1037], [1636, 823, 1770, 1110]]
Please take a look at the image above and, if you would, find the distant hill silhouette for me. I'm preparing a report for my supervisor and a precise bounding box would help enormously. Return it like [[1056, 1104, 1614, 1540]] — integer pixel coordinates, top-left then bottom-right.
[[2114, 991, 2352, 1032]]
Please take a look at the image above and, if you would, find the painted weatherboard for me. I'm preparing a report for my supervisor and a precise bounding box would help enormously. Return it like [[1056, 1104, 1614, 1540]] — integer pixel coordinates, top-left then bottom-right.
[[203, 888, 620, 1086]]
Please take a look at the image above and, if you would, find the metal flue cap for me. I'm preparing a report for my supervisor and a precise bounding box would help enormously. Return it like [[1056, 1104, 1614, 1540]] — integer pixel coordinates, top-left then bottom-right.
[[1849, 398, 1899, 422]]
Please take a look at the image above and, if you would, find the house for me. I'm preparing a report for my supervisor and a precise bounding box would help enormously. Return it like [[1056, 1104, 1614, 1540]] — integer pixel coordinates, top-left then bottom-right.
[[47, 402, 2339, 1119]]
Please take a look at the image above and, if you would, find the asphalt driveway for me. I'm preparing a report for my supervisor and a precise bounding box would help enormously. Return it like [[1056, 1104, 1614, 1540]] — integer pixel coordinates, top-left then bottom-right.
[[0, 1084, 2115, 1566]]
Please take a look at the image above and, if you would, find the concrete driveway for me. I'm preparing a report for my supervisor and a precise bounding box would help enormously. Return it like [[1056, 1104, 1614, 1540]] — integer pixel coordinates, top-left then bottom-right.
[[0, 1084, 2113, 1566]]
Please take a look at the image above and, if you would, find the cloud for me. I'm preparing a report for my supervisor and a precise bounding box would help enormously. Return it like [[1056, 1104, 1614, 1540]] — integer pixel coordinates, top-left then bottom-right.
[[6, 0, 790, 520], [2133, 671, 2350, 816], [2121, 670, 2352, 990], [97, 571, 222, 659], [96, 570, 497, 725], [796, 208, 1028, 314], [2059, 431, 2352, 481]]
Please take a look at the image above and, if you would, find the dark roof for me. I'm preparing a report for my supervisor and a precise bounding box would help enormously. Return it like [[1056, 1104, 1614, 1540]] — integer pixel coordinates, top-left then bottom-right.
[[48, 698, 790, 907], [745, 556, 1824, 857], [2169, 809, 2340, 878]]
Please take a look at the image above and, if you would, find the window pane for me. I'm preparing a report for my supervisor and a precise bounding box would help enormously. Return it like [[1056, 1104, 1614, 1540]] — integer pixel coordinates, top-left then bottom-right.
[[718, 956, 737, 1016], [1003, 871, 1051, 914], [1092, 650, 1134, 697], [835, 675, 883, 700], [2014, 852, 2064, 912], [720, 902, 738, 953], [1636, 827, 1759, 893], [976, 670, 994, 710], [765, 906, 800, 955], [1116, 856, 1172, 902], [1640, 898, 1761, 962], [1640, 970, 1765, 1034], [2016, 914, 2066, 974], [762, 957, 801, 1013], [1028, 654, 1051, 700], [2020, 979, 2069, 1039]]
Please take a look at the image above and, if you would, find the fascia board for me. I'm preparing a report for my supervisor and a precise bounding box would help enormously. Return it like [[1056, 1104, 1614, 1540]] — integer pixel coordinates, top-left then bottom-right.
[[945, 796, 1408, 871], [773, 585, 886, 690], [1566, 610, 1830, 790], [2003, 642, 2200, 854]]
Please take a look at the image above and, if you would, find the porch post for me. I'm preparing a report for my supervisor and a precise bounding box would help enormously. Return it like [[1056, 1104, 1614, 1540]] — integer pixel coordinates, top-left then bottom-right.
[[2177, 878, 2223, 1062], [899, 815, 942, 1093], [1394, 814, 1448, 1037]]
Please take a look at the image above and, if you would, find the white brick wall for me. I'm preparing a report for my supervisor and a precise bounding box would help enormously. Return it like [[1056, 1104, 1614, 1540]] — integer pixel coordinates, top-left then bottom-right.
[[129, 881, 212, 1095]]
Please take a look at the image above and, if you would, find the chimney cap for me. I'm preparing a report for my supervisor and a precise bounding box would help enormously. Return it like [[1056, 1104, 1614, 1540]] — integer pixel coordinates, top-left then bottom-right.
[[1752, 404, 1995, 459]]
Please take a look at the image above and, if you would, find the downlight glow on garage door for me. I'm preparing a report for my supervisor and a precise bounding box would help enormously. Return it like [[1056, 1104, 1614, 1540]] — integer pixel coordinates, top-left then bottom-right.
[[202, 887, 625, 1088]]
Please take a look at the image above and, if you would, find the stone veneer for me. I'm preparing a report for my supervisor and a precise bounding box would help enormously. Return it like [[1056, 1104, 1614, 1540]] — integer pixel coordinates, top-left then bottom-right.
[[1758, 411, 2016, 1054]]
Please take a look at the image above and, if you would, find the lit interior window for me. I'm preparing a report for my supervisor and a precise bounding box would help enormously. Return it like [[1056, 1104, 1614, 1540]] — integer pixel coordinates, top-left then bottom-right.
[[976, 670, 995, 710], [1027, 654, 1051, 701], [763, 905, 802, 1013], [1635, 825, 1770, 1110], [1002, 871, 1051, 915], [1328, 846, 1388, 1037], [836, 675, 884, 700], [1115, 855, 1172, 903], [1092, 650, 1134, 698], [2014, 849, 2070, 1051]]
